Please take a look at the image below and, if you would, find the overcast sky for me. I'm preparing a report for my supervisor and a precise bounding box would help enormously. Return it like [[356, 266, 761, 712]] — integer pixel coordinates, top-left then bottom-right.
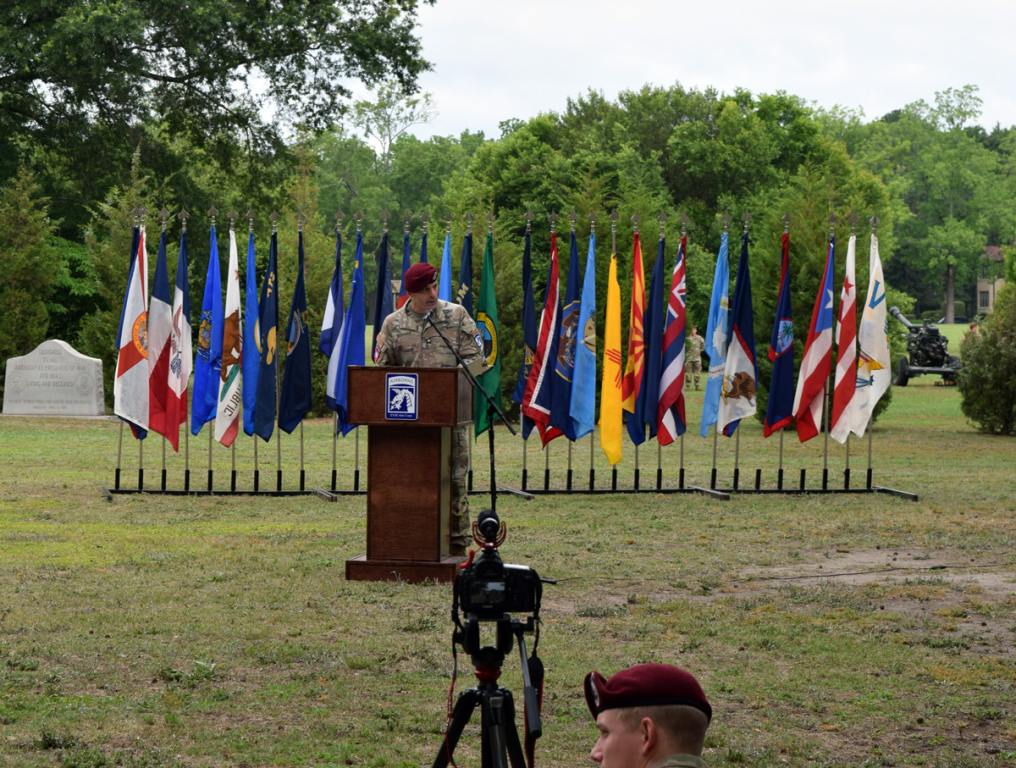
[[401, 0, 1016, 140]]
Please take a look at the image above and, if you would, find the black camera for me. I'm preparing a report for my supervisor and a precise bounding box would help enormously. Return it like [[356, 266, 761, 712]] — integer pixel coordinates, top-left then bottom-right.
[[456, 511, 542, 620]]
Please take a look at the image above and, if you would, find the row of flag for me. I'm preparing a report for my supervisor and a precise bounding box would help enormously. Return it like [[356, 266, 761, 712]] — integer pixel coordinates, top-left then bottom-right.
[[114, 218, 892, 466], [515, 227, 893, 465], [113, 224, 503, 448]]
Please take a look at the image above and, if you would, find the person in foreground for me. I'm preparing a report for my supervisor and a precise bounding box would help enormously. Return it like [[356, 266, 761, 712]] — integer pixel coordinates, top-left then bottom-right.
[[374, 261, 484, 555], [584, 662, 712, 768]]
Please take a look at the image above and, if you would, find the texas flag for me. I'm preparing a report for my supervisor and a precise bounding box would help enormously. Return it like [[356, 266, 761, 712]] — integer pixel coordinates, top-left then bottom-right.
[[793, 236, 836, 442], [114, 226, 149, 437]]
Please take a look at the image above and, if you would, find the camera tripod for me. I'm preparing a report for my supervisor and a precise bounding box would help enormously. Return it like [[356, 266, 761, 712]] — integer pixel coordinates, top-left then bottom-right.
[[432, 624, 541, 768]]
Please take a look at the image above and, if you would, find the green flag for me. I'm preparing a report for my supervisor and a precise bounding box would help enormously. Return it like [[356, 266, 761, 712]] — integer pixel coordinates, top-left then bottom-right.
[[474, 231, 501, 436]]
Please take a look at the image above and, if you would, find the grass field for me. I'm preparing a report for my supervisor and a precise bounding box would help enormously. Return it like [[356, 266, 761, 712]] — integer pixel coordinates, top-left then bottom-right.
[[2, 379, 1015, 767]]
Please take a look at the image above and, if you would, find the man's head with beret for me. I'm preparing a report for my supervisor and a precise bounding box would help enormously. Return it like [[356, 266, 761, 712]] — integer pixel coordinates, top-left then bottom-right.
[[585, 663, 711, 767], [404, 262, 438, 315]]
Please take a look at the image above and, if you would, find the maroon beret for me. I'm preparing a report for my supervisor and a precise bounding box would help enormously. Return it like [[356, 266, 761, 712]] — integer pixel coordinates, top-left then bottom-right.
[[584, 663, 711, 722], [405, 262, 437, 293]]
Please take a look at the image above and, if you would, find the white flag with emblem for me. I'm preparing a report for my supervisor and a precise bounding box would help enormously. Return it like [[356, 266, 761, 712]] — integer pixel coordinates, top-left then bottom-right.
[[853, 233, 892, 435]]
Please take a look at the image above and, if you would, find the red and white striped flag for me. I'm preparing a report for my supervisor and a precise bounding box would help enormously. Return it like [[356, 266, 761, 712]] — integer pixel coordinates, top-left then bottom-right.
[[793, 236, 835, 442], [830, 234, 861, 443], [164, 229, 192, 452], [522, 232, 563, 445], [114, 226, 149, 435], [656, 235, 687, 444]]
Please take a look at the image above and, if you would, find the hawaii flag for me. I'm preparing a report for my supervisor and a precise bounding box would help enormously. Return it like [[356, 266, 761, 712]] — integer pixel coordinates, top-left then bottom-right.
[[794, 236, 836, 442], [853, 233, 892, 434], [657, 235, 687, 444], [148, 228, 173, 441], [114, 226, 149, 436], [214, 227, 243, 446], [599, 251, 623, 464], [522, 232, 563, 445], [165, 228, 192, 451], [830, 234, 859, 444], [718, 231, 758, 436]]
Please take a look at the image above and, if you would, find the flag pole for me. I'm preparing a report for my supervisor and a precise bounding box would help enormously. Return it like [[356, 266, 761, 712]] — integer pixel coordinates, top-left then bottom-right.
[[138, 435, 144, 490], [778, 430, 785, 490], [178, 210, 191, 494], [566, 441, 573, 492], [231, 440, 237, 492], [299, 422, 305, 492], [589, 431, 595, 491], [733, 429, 741, 490], [115, 422, 124, 490], [679, 433, 685, 490], [331, 414, 338, 492], [521, 418, 528, 491], [271, 213, 282, 493], [710, 426, 718, 490], [656, 441, 662, 491], [844, 434, 851, 489], [822, 214, 836, 492], [354, 427, 361, 492], [867, 423, 874, 490], [207, 428, 213, 492], [633, 442, 640, 490], [543, 444, 550, 491], [161, 437, 167, 492], [253, 435, 259, 492]]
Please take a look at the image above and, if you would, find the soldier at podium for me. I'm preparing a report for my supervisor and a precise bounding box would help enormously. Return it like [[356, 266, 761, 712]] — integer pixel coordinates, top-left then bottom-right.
[[374, 262, 484, 555]]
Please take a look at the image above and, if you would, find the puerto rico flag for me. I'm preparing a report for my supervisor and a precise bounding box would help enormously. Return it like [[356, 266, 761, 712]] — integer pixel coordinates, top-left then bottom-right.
[[793, 236, 836, 442], [830, 233, 860, 443], [657, 234, 687, 444]]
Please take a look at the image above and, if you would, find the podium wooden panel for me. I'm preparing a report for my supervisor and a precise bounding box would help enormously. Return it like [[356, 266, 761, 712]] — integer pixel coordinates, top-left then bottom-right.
[[344, 367, 471, 582]]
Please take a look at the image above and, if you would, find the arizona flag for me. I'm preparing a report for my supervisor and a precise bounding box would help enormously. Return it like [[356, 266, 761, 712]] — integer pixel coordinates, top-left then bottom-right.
[[794, 236, 836, 442], [763, 231, 795, 437], [830, 234, 860, 444], [599, 251, 623, 464], [657, 235, 687, 444], [718, 231, 758, 436], [853, 233, 892, 433], [114, 226, 149, 437], [148, 228, 173, 441], [621, 232, 646, 413], [214, 227, 243, 446], [522, 232, 563, 446]]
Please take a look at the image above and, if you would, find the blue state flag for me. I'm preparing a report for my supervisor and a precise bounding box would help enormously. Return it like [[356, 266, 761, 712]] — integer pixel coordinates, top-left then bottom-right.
[[191, 224, 223, 434], [279, 231, 312, 433], [242, 230, 259, 436], [333, 232, 366, 435], [457, 230, 473, 315], [700, 232, 730, 437], [550, 230, 581, 440], [438, 232, 452, 302], [253, 232, 279, 441], [371, 232, 393, 361], [764, 232, 795, 437], [569, 231, 597, 439], [319, 230, 343, 358]]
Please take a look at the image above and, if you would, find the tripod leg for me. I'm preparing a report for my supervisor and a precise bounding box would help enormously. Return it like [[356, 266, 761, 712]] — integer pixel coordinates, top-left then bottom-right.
[[433, 689, 481, 768], [499, 689, 527, 768], [481, 689, 510, 768]]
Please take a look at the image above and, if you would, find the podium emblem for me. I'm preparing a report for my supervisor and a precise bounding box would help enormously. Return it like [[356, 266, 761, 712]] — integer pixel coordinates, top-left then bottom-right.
[[385, 373, 418, 420]]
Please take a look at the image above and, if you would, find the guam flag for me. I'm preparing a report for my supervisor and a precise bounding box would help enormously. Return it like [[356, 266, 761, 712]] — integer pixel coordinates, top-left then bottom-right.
[[763, 231, 795, 437], [657, 235, 687, 444], [794, 236, 836, 442]]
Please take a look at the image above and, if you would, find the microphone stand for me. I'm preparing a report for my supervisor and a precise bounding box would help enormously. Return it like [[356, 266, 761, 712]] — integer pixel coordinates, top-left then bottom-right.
[[424, 312, 530, 511]]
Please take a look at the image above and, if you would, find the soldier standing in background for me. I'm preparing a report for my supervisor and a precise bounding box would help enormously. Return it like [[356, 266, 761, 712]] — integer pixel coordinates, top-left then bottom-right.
[[374, 262, 483, 555], [685, 325, 704, 390]]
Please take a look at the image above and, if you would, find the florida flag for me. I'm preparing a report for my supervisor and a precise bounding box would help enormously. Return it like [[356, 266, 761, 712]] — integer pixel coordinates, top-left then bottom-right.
[[830, 234, 860, 444], [114, 226, 149, 436], [794, 236, 836, 442]]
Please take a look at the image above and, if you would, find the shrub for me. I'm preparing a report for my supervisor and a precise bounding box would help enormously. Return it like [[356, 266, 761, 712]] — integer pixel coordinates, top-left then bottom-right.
[[957, 284, 1016, 434]]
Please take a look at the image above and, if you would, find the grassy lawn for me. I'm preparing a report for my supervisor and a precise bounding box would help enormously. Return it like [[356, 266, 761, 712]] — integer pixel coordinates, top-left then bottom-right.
[[2, 380, 1015, 767]]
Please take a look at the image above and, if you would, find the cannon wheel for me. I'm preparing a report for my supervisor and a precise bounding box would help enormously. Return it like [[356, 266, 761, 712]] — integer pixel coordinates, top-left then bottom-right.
[[896, 356, 910, 386]]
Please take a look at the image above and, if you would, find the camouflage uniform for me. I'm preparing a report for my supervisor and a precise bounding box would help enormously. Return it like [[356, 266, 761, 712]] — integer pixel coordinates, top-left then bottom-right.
[[656, 756, 707, 768], [685, 331, 704, 389], [374, 300, 483, 551]]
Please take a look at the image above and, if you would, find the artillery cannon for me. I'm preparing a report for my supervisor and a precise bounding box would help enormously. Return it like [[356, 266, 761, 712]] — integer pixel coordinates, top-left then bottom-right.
[[889, 306, 960, 386]]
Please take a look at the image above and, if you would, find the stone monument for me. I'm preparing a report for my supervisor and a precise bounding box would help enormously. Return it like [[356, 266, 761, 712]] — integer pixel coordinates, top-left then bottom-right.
[[3, 339, 105, 416]]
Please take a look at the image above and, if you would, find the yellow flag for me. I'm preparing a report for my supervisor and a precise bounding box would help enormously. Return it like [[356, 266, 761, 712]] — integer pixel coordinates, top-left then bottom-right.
[[599, 253, 623, 465]]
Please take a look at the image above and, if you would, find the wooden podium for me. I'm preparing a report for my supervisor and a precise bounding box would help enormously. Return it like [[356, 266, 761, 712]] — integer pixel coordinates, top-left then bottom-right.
[[344, 366, 472, 582]]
